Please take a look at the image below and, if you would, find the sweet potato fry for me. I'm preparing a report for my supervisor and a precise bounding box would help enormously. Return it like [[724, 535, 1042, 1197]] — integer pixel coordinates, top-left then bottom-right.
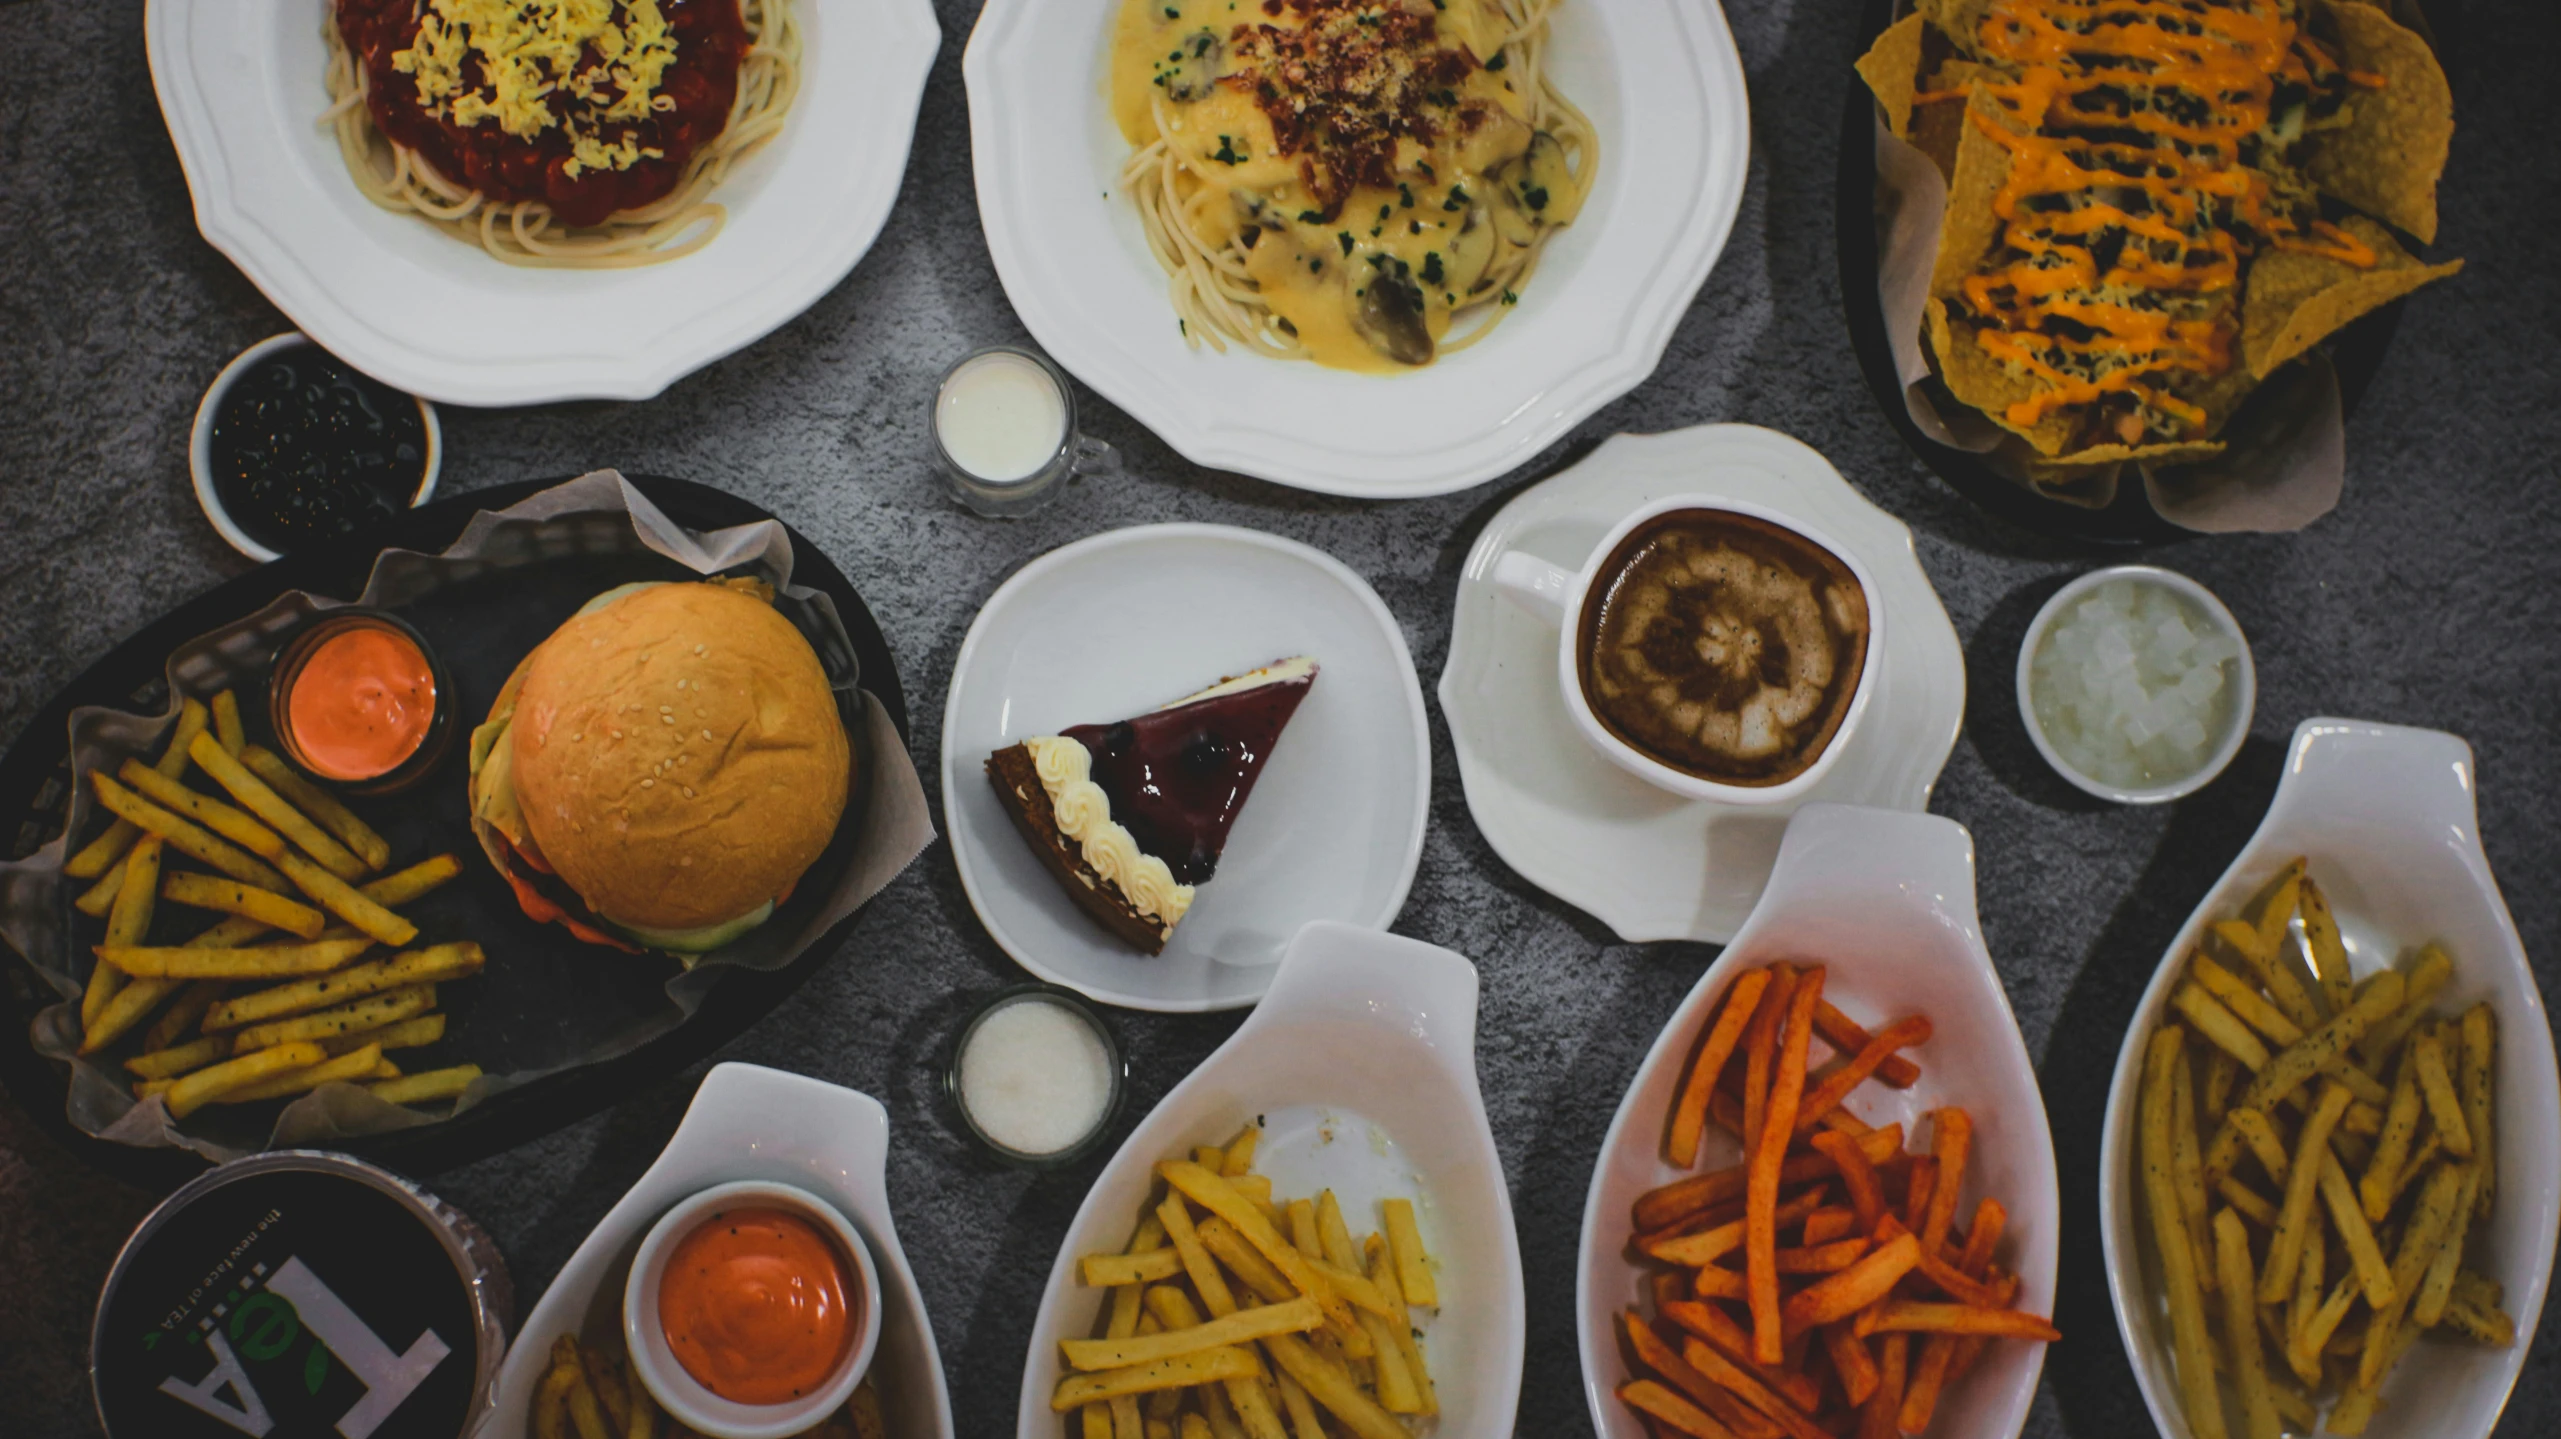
[[1780, 1232, 1919, 1337], [1814, 1001, 1922, 1087], [1921, 1108, 1971, 1252], [1822, 1323, 1878, 1408], [1857, 1334, 1907, 1439], [1750, 966, 1824, 1361], [1617, 1380, 1738, 1439], [1867, 1302, 2060, 1341], [1741, 966, 1797, 1154], [1669, 968, 1772, 1167], [1669, 1333, 1829, 1439], [1658, 1301, 1823, 1417], [1810, 1130, 1888, 1232], [1773, 1238, 1870, 1275], [1690, 1266, 1746, 1300], [1633, 1124, 1901, 1233], [1791, 1015, 1930, 1136]]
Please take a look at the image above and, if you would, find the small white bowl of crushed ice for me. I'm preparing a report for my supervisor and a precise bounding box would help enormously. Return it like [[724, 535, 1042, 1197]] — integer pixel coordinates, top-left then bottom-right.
[[2016, 566, 2255, 804]]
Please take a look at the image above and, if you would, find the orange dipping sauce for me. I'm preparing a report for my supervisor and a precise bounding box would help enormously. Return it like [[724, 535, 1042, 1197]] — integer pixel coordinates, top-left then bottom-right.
[[659, 1206, 856, 1405], [284, 623, 436, 780]]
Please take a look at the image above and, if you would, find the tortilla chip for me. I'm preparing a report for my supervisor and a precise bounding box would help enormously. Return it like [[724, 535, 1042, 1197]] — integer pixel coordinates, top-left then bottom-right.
[[1927, 298, 2079, 456], [1856, 15, 1928, 138], [2305, 0, 2452, 243], [1909, 61, 1986, 181], [2049, 439, 2227, 469], [2243, 214, 2462, 376], [1929, 89, 2017, 300], [1917, 0, 1998, 56]]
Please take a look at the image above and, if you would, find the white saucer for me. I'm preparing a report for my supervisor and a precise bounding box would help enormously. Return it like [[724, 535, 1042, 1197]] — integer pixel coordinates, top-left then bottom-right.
[[482, 1063, 954, 1439], [1437, 425, 1965, 943], [943, 525, 1430, 1012]]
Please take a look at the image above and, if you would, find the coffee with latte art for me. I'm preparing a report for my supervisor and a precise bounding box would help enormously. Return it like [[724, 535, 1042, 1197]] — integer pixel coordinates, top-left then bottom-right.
[[1577, 510, 1870, 786]]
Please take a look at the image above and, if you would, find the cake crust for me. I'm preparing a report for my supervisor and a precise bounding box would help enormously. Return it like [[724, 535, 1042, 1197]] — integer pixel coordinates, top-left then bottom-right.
[[986, 743, 1171, 955]]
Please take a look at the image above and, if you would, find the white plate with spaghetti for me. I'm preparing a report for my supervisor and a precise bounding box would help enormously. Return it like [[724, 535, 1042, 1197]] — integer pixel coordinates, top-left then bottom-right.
[[964, 0, 1750, 498], [145, 0, 939, 406]]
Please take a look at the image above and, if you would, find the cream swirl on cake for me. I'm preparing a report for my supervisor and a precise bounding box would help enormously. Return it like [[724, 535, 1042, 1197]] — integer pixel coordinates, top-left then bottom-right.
[[1025, 736, 1196, 925]]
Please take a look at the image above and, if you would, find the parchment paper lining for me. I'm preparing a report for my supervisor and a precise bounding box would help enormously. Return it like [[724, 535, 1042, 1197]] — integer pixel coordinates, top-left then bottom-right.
[[2, 472, 936, 1161]]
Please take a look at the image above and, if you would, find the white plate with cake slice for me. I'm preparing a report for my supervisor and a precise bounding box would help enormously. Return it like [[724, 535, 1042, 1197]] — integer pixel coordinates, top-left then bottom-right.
[[943, 524, 1430, 1012]]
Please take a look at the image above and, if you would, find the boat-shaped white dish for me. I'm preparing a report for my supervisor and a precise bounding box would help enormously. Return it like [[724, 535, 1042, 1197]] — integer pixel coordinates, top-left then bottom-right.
[[1016, 921, 1523, 1435], [478, 1063, 953, 1439], [1575, 803, 2059, 1439], [2098, 718, 2559, 1439]]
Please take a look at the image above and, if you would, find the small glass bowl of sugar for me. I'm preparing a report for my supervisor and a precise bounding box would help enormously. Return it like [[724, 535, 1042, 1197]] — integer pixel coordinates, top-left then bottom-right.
[[946, 984, 1126, 1167], [2016, 566, 2255, 804]]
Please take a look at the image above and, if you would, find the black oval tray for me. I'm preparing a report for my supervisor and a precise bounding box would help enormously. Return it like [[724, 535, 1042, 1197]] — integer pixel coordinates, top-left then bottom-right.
[[1835, 0, 2459, 546], [0, 476, 907, 1192]]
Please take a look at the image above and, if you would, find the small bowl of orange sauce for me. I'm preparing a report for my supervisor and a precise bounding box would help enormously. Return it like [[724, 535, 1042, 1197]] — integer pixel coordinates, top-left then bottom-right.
[[623, 1180, 881, 1439], [265, 608, 453, 796]]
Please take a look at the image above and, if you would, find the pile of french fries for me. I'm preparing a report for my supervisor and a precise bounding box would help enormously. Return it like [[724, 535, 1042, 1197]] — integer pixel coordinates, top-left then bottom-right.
[[530, 1332, 885, 1439], [59, 689, 484, 1118], [1055, 1122, 1440, 1439], [1620, 962, 2057, 1439], [2137, 858, 2512, 1438]]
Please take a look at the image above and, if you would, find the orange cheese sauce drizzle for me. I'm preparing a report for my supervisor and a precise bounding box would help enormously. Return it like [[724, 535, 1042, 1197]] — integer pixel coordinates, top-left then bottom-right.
[[1943, 0, 2382, 439]]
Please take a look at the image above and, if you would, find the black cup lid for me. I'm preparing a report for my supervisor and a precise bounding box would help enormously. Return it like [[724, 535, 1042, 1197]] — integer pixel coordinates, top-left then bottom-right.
[[92, 1151, 511, 1439]]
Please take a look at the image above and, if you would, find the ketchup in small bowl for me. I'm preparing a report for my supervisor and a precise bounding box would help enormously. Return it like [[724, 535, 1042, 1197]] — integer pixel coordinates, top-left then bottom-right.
[[267, 609, 454, 796]]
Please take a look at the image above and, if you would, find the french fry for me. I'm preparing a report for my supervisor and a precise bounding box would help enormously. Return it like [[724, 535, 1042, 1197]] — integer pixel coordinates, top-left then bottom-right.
[[364, 852, 465, 907], [210, 689, 246, 755], [2172, 982, 2271, 1072], [2201, 1048, 2241, 1127], [2222, 971, 2405, 1122], [1859, 1333, 1907, 1439], [1063, 1299, 1322, 1371], [160, 871, 327, 939], [2211, 915, 2321, 1033], [275, 850, 416, 946], [1364, 1234, 1433, 1416], [216, 1042, 387, 1104], [2170, 1044, 2214, 1293], [232, 983, 434, 1052], [126, 1034, 230, 1079], [2260, 1080, 2350, 1301], [2142, 1028, 2227, 1439], [164, 1040, 327, 1119], [2297, 876, 2353, 1015], [1825, 1321, 1880, 1408], [2213, 1208, 2281, 1439], [369, 1065, 482, 1106], [89, 773, 291, 891], [2354, 944, 2452, 1072], [2361, 1041, 2426, 1219], [2357, 1163, 2467, 1388], [67, 699, 211, 879], [2411, 1031, 2473, 1157], [187, 733, 368, 878], [2437, 1292, 2517, 1347], [2247, 858, 2304, 956], [2457, 1003, 2495, 1221], [1921, 1107, 1971, 1253], [1745, 966, 1823, 1362], [1380, 1198, 1434, 1309], [1271, 1373, 1322, 1439], [100, 938, 370, 981], [325, 1012, 445, 1055], [1260, 1333, 1405, 1439], [241, 745, 391, 870], [1623, 1313, 1752, 1431], [75, 858, 128, 917], [2214, 1175, 2279, 1229], [1160, 1163, 1354, 1335], [534, 1349, 579, 1439], [204, 942, 481, 1030], [83, 837, 164, 1033], [2412, 1163, 2478, 1328], [1086, 1251, 1187, 1287], [117, 759, 293, 865], [2317, 1151, 2397, 1308]]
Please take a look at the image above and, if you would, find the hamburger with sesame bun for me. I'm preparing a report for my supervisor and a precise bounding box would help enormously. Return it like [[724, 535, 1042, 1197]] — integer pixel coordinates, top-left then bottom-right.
[[466, 579, 852, 954]]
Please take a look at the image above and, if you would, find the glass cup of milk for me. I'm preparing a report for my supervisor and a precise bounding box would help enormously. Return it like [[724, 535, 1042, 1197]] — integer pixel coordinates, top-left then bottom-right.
[[932, 346, 1118, 517]]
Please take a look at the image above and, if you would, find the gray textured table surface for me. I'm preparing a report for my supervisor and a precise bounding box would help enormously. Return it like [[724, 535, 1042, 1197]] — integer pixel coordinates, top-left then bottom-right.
[[3, 0, 2555, 1435]]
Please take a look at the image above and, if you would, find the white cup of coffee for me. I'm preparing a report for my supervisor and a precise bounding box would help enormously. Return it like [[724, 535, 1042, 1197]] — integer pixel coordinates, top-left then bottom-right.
[[1489, 496, 1884, 805]]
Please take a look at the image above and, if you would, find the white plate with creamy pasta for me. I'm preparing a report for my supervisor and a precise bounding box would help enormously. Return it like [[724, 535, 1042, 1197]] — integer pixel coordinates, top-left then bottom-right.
[[964, 0, 1750, 498], [145, 0, 939, 406]]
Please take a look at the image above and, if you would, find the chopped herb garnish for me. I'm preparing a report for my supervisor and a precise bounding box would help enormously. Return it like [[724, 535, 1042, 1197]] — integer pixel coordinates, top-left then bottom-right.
[[1212, 135, 1245, 165], [1444, 183, 1471, 211], [1297, 209, 1325, 224], [1337, 231, 1354, 256], [1501, 289, 1520, 305], [1421, 251, 1444, 285], [1486, 49, 1508, 71], [1524, 185, 1550, 212]]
